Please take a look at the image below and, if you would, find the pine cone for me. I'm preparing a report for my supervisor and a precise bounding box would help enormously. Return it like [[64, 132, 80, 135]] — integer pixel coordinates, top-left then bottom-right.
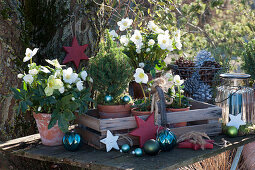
[[192, 83, 213, 102], [194, 50, 215, 67], [199, 61, 221, 85], [183, 72, 201, 95], [174, 57, 195, 79]]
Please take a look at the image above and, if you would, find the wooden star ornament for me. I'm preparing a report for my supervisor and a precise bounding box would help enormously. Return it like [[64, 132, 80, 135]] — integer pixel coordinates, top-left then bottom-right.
[[129, 113, 163, 147], [227, 113, 246, 129], [100, 130, 119, 152], [63, 37, 89, 69]]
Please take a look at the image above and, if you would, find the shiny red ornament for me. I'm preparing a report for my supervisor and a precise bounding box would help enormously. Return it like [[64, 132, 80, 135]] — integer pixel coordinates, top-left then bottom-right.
[[63, 37, 89, 69], [129, 113, 163, 148], [178, 140, 214, 150]]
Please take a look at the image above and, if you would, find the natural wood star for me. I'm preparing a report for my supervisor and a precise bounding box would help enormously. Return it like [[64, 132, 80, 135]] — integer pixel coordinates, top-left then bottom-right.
[[129, 113, 163, 148], [63, 37, 89, 69]]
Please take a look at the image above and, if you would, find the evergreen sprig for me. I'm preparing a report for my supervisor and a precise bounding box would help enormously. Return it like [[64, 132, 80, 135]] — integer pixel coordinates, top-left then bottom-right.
[[88, 31, 133, 104]]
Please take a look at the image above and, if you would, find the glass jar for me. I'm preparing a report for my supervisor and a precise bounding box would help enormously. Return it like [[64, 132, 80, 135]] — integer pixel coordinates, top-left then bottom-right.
[[216, 73, 255, 125]]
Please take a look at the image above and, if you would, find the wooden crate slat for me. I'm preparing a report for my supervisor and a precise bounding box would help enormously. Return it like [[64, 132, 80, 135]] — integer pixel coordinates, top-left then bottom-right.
[[190, 100, 216, 109], [76, 113, 101, 132], [164, 106, 221, 124], [171, 122, 222, 137]]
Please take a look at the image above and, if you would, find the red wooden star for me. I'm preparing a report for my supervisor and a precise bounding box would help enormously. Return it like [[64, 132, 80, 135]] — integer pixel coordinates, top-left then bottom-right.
[[178, 140, 214, 150], [129, 113, 163, 148], [63, 37, 89, 69]]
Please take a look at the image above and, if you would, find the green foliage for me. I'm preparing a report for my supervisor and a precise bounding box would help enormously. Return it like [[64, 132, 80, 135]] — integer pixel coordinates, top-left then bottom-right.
[[88, 31, 133, 105], [132, 98, 151, 111], [242, 39, 255, 81]]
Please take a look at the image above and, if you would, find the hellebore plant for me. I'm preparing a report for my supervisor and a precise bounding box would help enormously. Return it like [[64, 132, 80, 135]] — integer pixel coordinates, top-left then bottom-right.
[[166, 74, 190, 109], [12, 48, 93, 132]]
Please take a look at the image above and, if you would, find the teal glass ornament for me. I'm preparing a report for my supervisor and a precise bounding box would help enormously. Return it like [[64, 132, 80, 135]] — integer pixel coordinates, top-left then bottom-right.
[[62, 132, 81, 151], [121, 144, 130, 153], [143, 139, 160, 156], [123, 95, 131, 103], [104, 95, 113, 103], [134, 148, 143, 157], [156, 129, 177, 151]]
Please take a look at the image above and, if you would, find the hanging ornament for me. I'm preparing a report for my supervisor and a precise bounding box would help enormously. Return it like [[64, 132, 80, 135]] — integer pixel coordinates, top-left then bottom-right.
[[227, 126, 238, 137], [227, 113, 246, 129], [143, 139, 160, 156], [62, 37, 89, 69], [104, 95, 113, 103], [129, 113, 163, 147], [121, 144, 130, 153], [100, 130, 119, 152], [62, 132, 81, 151], [156, 129, 177, 151], [123, 95, 131, 103], [132, 148, 143, 157]]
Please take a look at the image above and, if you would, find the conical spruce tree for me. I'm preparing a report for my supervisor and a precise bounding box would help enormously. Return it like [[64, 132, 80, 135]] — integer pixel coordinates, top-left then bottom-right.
[[88, 31, 133, 104]]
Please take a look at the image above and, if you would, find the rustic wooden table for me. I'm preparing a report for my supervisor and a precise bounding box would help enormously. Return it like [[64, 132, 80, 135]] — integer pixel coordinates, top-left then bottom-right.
[[1, 134, 255, 170]]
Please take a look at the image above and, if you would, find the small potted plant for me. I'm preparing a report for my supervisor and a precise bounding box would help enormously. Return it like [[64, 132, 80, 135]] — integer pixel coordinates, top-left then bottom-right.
[[12, 48, 93, 146], [88, 31, 133, 119], [131, 68, 153, 116], [166, 74, 190, 127]]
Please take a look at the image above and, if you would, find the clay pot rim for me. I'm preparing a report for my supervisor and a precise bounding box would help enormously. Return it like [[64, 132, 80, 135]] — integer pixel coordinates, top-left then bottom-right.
[[98, 104, 132, 107]]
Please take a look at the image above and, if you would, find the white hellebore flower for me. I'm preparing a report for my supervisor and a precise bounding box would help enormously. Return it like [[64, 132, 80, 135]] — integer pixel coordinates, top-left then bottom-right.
[[157, 33, 170, 50], [174, 75, 184, 86], [174, 30, 182, 50], [44, 75, 63, 96], [176, 41, 182, 50], [134, 68, 148, 84], [117, 18, 133, 31], [38, 106, 42, 112], [59, 86, 65, 94], [109, 30, 118, 40], [165, 73, 173, 79], [89, 77, 93, 83], [148, 39, 155, 46], [63, 67, 78, 84], [147, 21, 164, 34], [139, 62, 145, 68], [80, 71, 88, 81], [130, 30, 142, 45], [136, 48, 141, 54], [46, 59, 64, 68], [23, 74, 34, 84], [23, 48, 39, 62], [17, 74, 23, 79], [120, 35, 129, 46], [76, 81, 84, 91], [72, 97, 75, 101], [29, 69, 38, 75], [40, 66, 50, 73], [146, 48, 150, 52]]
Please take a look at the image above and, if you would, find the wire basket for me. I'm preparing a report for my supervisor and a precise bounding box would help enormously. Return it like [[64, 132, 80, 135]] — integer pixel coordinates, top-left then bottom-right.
[[169, 64, 228, 103]]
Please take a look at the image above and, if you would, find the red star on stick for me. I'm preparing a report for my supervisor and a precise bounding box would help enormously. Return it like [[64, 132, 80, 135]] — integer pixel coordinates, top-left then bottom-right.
[[178, 140, 214, 150], [63, 37, 89, 69], [129, 113, 163, 148]]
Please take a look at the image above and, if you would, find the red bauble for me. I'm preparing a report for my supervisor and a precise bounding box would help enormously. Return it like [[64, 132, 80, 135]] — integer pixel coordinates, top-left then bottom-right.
[[178, 140, 214, 150], [63, 37, 89, 69], [129, 113, 163, 148]]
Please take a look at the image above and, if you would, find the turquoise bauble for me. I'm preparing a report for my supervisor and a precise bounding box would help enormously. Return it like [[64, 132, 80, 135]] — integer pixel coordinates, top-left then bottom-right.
[[104, 95, 113, 103], [123, 95, 131, 103], [133, 148, 143, 157], [227, 126, 238, 137], [62, 132, 81, 151], [143, 139, 160, 156], [156, 129, 177, 151], [121, 144, 130, 153]]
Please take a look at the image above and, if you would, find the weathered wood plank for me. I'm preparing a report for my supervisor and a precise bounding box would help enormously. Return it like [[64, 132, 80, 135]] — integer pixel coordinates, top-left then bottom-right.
[[2, 134, 255, 170], [171, 122, 222, 137], [76, 112, 101, 132], [189, 100, 216, 109]]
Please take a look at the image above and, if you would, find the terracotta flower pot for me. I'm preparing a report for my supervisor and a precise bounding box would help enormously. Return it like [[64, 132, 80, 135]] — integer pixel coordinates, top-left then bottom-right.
[[131, 108, 152, 116], [33, 113, 64, 146], [166, 107, 190, 127], [98, 104, 131, 119]]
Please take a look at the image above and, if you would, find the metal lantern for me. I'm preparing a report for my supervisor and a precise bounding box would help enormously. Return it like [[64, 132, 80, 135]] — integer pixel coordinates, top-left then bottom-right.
[[216, 73, 255, 125]]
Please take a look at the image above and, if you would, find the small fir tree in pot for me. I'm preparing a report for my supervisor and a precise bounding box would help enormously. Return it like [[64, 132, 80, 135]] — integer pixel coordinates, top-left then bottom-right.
[[88, 31, 133, 118]]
